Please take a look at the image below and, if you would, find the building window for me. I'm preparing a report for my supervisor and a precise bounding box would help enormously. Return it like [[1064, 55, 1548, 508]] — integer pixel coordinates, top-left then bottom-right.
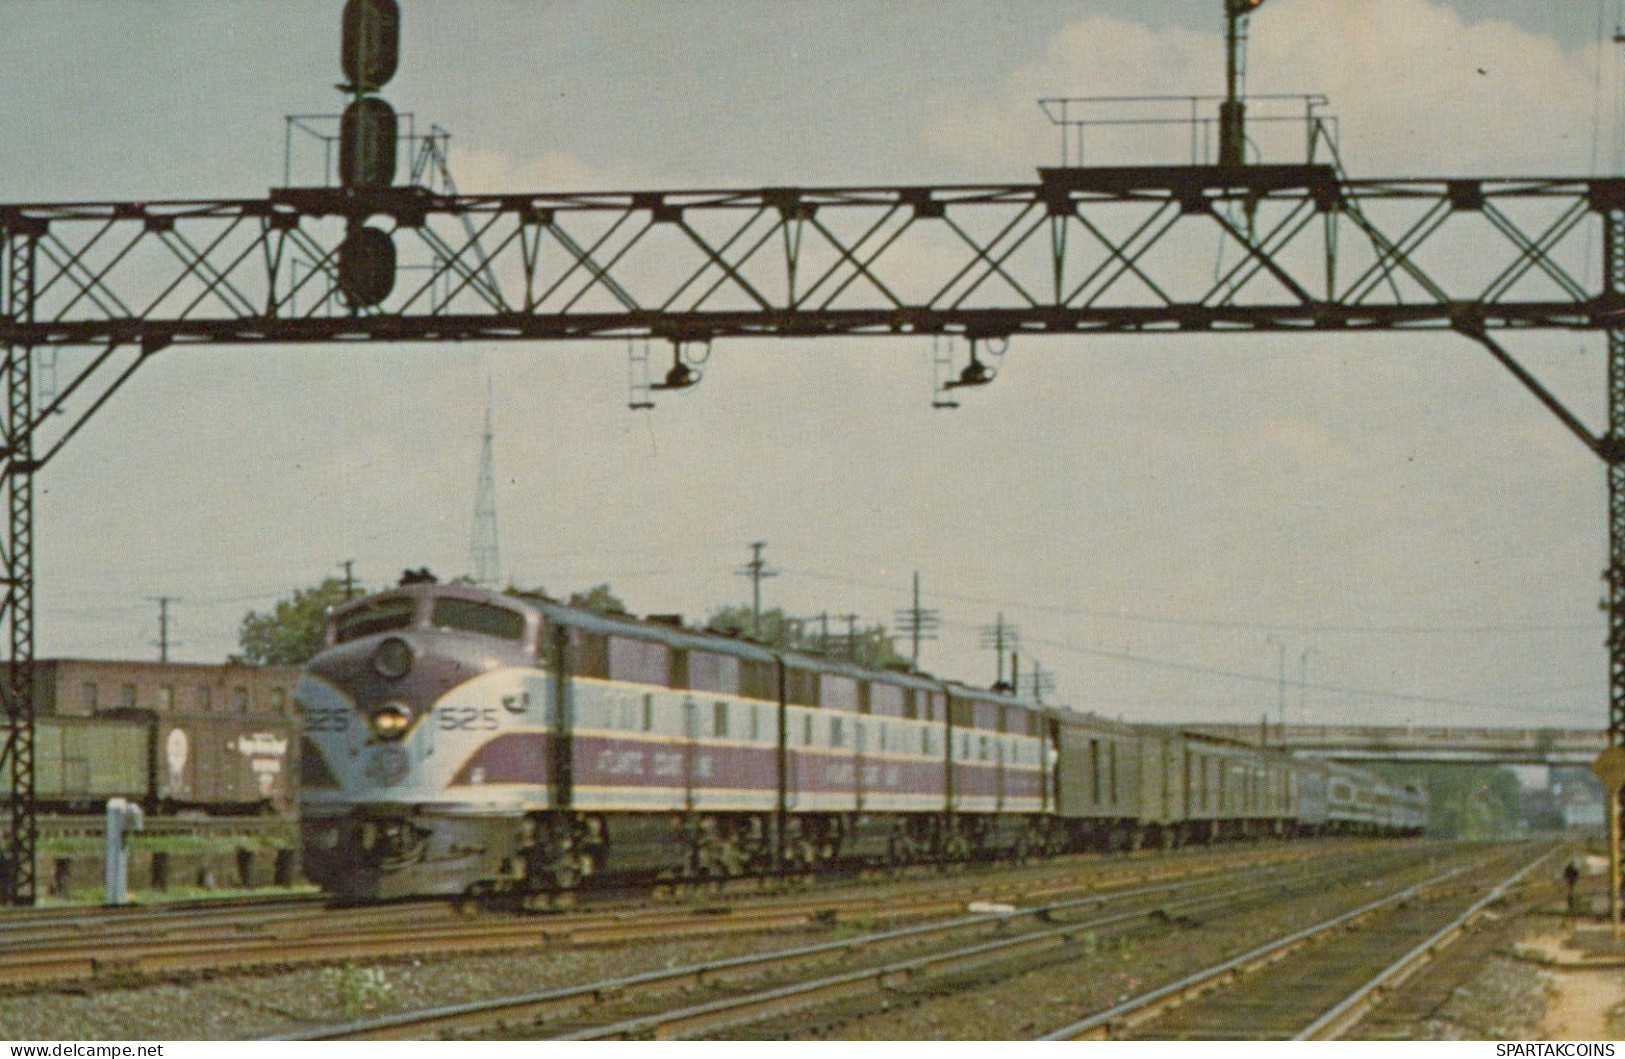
[[269, 688, 286, 715], [81, 682, 97, 711], [641, 693, 654, 732], [830, 717, 845, 749], [119, 684, 136, 710], [157, 686, 174, 712], [197, 685, 211, 711], [233, 686, 249, 714], [713, 701, 728, 739]]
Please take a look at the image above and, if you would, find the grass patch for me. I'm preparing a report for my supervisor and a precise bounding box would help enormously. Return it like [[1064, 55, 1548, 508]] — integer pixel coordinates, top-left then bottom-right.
[[37, 882, 319, 907]]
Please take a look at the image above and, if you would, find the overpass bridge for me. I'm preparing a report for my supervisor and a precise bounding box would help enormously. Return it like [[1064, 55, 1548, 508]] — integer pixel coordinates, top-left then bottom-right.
[[1178, 724, 1607, 767]]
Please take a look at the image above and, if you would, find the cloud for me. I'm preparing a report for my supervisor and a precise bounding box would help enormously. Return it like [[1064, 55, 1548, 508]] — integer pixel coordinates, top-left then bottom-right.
[[447, 144, 662, 195], [923, 0, 1606, 177]]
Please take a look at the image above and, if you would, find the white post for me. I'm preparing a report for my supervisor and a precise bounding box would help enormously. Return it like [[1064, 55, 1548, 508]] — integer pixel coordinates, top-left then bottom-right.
[[103, 798, 144, 905]]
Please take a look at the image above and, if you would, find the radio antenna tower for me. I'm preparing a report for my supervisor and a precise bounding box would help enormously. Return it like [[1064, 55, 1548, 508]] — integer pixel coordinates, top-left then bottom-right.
[[471, 379, 501, 587]]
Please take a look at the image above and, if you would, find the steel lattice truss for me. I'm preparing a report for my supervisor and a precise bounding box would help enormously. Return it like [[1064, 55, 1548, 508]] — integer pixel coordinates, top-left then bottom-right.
[[2, 167, 1621, 350], [1, 162, 1623, 901]]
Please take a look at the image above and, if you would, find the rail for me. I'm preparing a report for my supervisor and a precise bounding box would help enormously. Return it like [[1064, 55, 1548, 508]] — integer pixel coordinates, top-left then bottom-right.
[[1038, 846, 1544, 1040], [276, 844, 1437, 1041], [1293, 849, 1553, 1040]]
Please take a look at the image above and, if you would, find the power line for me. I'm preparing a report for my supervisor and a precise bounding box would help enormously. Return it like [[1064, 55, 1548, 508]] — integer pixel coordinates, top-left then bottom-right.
[[1018, 630, 1584, 716], [777, 565, 1594, 636]]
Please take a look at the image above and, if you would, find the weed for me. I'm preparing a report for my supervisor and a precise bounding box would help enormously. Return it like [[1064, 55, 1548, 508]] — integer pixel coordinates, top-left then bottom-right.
[[323, 964, 395, 1019]]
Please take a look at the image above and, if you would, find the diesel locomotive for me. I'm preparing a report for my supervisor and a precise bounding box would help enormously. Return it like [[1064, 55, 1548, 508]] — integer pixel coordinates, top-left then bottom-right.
[[297, 582, 1424, 900]]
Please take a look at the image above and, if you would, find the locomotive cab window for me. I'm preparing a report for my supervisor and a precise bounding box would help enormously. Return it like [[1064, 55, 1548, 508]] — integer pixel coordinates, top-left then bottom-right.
[[432, 597, 525, 641], [335, 594, 415, 643]]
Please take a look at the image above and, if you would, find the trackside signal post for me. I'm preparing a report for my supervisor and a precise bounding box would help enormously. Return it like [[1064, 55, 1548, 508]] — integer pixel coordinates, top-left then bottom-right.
[[1593, 746, 1625, 931], [0, 2, 1621, 902]]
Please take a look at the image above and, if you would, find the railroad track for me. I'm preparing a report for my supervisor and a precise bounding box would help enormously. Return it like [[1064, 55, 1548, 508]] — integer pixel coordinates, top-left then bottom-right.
[[273, 842, 1450, 1040], [1039, 845, 1552, 1040], [0, 839, 1377, 991]]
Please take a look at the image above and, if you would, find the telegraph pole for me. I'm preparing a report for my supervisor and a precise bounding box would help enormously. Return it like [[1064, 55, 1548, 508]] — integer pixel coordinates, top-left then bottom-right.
[[736, 541, 777, 638], [338, 559, 357, 601], [1298, 646, 1317, 728], [893, 571, 940, 667], [980, 613, 1019, 688], [148, 596, 178, 664], [1265, 635, 1286, 739], [1025, 660, 1056, 704]]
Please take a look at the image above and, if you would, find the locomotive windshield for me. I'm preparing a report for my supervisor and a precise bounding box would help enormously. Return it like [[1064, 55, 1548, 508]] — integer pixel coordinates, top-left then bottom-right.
[[431, 596, 526, 641], [333, 594, 415, 644]]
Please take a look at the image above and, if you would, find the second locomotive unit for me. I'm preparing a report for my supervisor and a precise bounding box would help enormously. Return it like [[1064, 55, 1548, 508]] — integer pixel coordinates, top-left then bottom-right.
[[298, 581, 1423, 900]]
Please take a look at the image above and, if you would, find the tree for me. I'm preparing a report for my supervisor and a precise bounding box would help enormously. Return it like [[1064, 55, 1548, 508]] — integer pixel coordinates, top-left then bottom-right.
[[505, 582, 630, 616], [1368, 762, 1522, 839], [567, 583, 629, 615], [705, 605, 908, 670], [238, 577, 354, 665]]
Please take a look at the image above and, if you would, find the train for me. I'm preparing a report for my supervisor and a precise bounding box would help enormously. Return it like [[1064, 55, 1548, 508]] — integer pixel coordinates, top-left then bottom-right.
[[30, 659, 300, 816], [296, 582, 1426, 900]]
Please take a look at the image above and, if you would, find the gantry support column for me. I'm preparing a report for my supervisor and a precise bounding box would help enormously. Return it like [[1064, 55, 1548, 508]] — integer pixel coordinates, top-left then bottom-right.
[[0, 225, 37, 906], [1605, 207, 1625, 928]]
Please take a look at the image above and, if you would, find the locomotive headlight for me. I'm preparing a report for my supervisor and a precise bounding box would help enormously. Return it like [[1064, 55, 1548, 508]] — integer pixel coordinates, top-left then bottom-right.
[[373, 636, 413, 679], [370, 703, 413, 740]]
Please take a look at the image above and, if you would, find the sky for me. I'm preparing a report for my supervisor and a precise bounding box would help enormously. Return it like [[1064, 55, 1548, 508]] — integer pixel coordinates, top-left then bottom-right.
[[0, 0, 1620, 730]]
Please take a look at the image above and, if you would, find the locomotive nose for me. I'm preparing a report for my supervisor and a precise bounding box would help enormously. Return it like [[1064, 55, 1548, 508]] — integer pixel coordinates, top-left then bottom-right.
[[372, 636, 413, 680], [306, 628, 516, 724]]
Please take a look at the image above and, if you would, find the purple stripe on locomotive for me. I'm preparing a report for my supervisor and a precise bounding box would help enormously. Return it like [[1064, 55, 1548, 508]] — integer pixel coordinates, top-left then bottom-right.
[[787, 749, 947, 797], [449, 732, 549, 786], [445, 725, 1043, 806], [574, 734, 777, 792]]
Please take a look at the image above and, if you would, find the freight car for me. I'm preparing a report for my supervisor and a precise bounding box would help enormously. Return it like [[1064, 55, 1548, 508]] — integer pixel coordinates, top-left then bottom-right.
[[299, 582, 1425, 900], [31, 659, 300, 817]]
